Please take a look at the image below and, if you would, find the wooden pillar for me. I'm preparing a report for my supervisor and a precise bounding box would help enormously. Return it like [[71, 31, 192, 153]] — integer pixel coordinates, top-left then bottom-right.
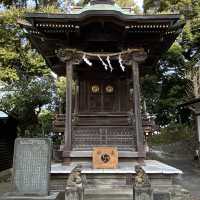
[[74, 80, 79, 115], [132, 60, 145, 157], [197, 115, 200, 149], [63, 61, 73, 163]]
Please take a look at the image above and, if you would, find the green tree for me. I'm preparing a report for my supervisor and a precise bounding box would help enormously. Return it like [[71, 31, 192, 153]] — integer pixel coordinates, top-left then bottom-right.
[[141, 74, 161, 114], [38, 109, 54, 137], [142, 0, 200, 126], [0, 7, 57, 136], [144, 0, 193, 15], [0, 8, 50, 83], [0, 76, 54, 136]]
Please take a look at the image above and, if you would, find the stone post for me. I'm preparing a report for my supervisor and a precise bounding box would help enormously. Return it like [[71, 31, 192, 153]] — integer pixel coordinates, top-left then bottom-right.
[[134, 165, 152, 200]]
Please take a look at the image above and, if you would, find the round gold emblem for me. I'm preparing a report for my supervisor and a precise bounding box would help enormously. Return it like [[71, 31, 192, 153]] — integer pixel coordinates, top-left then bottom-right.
[[105, 85, 114, 93], [91, 85, 100, 93]]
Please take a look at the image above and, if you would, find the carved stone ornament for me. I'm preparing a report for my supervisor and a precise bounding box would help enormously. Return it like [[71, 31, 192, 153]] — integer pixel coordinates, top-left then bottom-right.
[[66, 164, 83, 188], [66, 164, 85, 200], [134, 165, 151, 187], [55, 48, 82, 64]]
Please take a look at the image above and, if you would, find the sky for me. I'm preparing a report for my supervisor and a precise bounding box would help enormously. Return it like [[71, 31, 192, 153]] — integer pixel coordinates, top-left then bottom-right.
[[135, 0, 143, 10], [0, 0, 144, 11]]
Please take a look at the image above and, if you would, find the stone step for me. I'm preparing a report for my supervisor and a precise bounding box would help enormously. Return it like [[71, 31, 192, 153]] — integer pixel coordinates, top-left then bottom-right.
[[85, 197, 132, 200], [85, 195, 132, 200], [84, 187, 133, 200]]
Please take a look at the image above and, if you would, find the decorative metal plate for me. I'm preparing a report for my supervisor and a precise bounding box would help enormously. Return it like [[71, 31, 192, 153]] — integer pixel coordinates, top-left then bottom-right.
[[105, 85, 114, 93], [91, 85, 100, 93]]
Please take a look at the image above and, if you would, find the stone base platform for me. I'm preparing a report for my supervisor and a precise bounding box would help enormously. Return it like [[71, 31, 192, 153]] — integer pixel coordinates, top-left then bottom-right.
[[50, 160, 192, 200], [0, 192, 64, 200], [51, 160, 183, 175]]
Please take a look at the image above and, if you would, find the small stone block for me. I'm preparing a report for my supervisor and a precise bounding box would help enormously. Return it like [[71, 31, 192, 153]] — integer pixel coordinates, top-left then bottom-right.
[[153, 192, 170, 200]]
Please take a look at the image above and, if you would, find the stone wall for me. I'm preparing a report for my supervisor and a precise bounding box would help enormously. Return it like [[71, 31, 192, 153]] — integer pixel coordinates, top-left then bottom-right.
[[152, 140, 195, 158]]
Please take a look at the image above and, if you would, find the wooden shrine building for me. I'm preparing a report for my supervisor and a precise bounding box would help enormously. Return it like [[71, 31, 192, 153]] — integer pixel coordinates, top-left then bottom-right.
[[20, 0, 184, 163]]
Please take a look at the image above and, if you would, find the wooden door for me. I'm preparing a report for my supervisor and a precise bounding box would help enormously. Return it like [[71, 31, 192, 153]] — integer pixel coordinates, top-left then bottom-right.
[[88, 80, 116, 112], [88, 80, 102, 112], [103, 81, 115, 112]]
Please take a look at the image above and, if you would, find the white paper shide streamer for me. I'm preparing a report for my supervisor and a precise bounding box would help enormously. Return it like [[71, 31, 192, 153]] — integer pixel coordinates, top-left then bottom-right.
[[106, 56, 113, 72], [98, 55, 108, 70], [83, 54, 92, 66], [119, 54, 125, 71]]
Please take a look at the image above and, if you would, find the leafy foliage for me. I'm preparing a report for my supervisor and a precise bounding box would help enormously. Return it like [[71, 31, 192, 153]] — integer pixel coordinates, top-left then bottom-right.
[[148, 123, 194, 145], [0, 76, 54, 136], [38, 109, 54, 137], [142, 0, 200, 126], [144, 0, 193, 15], [0, 7, 57, 136], [0, 7, 50, 83]]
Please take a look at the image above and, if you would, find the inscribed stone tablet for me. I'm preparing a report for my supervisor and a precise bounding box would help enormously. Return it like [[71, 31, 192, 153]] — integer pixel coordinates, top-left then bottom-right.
[[153, 193, 170, 200], [12, 138, 51, 196]]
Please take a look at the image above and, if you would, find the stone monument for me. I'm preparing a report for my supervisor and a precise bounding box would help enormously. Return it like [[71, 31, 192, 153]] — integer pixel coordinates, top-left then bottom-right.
[[0, 138, 64, 200]]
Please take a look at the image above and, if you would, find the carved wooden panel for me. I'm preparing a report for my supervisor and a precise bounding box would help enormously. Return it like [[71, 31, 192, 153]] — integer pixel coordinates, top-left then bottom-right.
[[72, 126, 136, 150], [92, 147, 118, 169]]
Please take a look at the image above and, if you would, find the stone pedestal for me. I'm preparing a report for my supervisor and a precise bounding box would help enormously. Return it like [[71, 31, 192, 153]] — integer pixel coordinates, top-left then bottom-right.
[[134, 187, 152, 200], [50, 160, 192, 200], [65, 187, 83, 200]]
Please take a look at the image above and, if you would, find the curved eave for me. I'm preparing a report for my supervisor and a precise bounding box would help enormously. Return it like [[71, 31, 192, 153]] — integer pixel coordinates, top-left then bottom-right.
[[20, 12, 185, 76], [25, 12, 182, 24]]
